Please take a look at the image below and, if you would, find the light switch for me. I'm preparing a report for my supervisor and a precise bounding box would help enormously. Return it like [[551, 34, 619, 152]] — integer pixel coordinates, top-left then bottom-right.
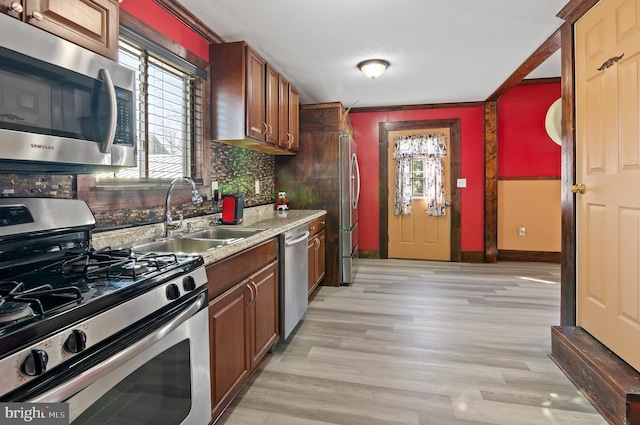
[[457, 178, 467, 188], [518, 227, 526, 236]]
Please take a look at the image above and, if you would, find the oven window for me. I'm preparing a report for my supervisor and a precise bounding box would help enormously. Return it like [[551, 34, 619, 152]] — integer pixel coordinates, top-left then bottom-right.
[[73, 340, 191, 425]]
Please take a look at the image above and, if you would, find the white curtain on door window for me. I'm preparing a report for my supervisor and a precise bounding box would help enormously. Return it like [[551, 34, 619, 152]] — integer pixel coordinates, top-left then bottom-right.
[[392, 134, 447, 216]]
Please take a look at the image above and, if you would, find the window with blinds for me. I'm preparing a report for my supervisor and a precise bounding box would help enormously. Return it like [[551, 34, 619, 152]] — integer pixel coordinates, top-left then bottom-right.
[[97, 39, 203, 181]]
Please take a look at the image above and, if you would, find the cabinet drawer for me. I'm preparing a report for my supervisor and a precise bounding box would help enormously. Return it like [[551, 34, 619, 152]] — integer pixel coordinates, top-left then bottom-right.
[[206, 237, 278, 301], [308, 215, 326, 236]]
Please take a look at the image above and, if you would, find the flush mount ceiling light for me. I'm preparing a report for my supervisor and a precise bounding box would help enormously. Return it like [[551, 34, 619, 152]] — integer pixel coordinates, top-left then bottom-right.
[[357, 59, 390, 79]]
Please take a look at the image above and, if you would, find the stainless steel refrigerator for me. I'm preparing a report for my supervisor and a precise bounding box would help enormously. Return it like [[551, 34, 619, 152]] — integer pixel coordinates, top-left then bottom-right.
[[340, 135, 360, 285], [275, 102, 360, 287]]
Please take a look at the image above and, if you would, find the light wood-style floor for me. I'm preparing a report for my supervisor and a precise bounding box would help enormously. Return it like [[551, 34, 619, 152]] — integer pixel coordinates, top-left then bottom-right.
[[218, 259, 607, 425]]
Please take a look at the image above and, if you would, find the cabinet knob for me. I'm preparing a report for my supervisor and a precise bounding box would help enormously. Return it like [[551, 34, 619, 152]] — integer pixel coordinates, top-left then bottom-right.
[[30, 10, 44, 21], [9, 1, 23, 13]]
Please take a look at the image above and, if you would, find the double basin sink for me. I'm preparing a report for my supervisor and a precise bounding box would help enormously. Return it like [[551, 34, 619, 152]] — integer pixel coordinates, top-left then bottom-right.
[[132, 227, 266, 254]]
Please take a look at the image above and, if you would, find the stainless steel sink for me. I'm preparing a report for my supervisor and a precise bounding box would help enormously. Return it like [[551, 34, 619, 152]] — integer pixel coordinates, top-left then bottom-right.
[[187, 227, 265, 240], [132, 238, 229, 254]]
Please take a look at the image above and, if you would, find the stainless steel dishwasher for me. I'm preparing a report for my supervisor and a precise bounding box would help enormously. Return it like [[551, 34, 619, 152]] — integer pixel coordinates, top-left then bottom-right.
[[280, 224, 310, 340]]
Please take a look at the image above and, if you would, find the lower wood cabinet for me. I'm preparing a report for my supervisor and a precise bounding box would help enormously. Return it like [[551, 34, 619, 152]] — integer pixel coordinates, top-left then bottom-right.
[[208, 281, 250, 422], [308, 215, 327, 297], [249, 261, 279, 369], [206, 238, 279, 423]]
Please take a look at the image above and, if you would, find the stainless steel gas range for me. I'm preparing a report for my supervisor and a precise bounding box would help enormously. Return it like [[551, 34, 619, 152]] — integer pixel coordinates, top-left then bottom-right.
[[0, 198, 211, 425]]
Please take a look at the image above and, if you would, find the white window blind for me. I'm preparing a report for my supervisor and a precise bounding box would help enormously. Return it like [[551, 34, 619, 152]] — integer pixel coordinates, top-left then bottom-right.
[[97, 39, 203, 181]]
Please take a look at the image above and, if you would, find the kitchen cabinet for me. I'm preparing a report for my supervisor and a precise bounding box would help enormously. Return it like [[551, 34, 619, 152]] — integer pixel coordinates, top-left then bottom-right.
[[278, 75, 300, 152], [248, 260, 279, 369], [208, 280, 250, 424], [245, 47, 279, 144], [206, 238, 279, 423], [307, 215, 326, 296], [210, 41, 298, 155], [1, 0, 119, 60]]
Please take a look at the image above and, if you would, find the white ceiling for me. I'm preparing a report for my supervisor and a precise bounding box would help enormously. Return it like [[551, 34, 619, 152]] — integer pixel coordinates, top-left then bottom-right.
[[177, 0, 566, 108]]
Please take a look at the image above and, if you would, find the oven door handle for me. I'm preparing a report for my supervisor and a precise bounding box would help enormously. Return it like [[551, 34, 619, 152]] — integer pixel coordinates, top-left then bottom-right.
[[30, 292, 207, 404]]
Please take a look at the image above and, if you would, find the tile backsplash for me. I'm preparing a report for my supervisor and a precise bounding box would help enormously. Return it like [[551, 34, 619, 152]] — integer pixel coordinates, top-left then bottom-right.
[[0, 142, 276, 228], [0, 174, 75, 198]]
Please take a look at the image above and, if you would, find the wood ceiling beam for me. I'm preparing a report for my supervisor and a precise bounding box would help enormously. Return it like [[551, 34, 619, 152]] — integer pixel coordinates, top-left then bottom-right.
[[485, 28, 561, 102]]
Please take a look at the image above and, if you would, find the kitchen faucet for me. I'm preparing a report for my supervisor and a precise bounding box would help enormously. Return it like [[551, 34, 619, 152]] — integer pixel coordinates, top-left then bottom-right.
[[165, 177, 203, 237]]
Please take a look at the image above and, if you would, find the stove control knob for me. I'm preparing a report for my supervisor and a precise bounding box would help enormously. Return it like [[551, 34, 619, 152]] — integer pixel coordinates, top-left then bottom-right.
[[65, 329, 87, 353], [166, 283, 180, 300], [23, 349, 48, 376], [182, 275, 196, 292]]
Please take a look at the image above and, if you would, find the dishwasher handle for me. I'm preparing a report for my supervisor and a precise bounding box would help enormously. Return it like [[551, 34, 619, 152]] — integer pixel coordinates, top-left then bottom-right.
[[285, 231, 310, 247]]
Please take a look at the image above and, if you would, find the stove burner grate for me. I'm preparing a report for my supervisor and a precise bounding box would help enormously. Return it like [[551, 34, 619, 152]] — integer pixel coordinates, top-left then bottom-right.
[[0, 281, 82, 324], [36, 249, 184, 281]]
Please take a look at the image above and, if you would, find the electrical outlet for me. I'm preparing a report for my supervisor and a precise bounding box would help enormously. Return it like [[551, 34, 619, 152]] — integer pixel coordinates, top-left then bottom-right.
[[255, 179, 260, 195], [518, 227, 526, 236]]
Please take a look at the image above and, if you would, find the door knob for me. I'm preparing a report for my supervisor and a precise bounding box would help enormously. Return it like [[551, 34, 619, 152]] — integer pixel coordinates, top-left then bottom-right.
[[571, 184, 586, 194]]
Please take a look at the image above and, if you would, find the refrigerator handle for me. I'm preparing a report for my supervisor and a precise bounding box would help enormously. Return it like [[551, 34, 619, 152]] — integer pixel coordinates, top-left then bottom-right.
[[352, 153, 361, 209]]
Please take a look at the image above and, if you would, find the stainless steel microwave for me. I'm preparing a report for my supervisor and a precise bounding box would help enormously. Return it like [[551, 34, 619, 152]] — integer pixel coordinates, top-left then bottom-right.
[[0, 13, 136, 173]]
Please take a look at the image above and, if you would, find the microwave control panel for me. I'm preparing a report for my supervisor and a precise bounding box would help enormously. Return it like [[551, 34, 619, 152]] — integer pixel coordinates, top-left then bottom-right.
[[114, 88, 134, 146]]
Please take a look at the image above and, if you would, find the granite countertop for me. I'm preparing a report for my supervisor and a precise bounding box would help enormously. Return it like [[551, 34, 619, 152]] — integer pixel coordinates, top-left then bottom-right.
[[198, 209, 325, 265], [92, 207, 326, 267]]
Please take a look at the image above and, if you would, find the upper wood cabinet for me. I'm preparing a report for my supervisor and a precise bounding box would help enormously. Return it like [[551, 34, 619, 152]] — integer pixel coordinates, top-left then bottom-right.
[[278, 75, 299, 152], [1, 0, 119, 60], [210, 41, 299, 155]]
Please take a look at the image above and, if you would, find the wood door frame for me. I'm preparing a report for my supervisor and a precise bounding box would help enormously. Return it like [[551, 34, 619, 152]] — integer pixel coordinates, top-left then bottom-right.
[[556, 0, 600, 326], [379, 119, 462, 261]]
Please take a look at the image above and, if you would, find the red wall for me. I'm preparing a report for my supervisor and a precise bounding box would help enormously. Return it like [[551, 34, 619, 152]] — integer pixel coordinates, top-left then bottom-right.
[[350, 107, 486, 252], [120, 0, 210, 61], [498, 83, 561, 177]]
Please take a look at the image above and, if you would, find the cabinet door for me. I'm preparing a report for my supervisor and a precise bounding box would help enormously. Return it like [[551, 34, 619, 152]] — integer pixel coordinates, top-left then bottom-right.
[[316, 229, 326, 284], [26, 0, 119, 60], [277, 75, 300, 152], [249, 260, 279, 369], [278, 75, 290, 149], [308, 236, 317, 296], [288, 85, 300, 151], [209, 282, 251, 421], [246, 47, 266, 141], [265, 65, 279, 145]]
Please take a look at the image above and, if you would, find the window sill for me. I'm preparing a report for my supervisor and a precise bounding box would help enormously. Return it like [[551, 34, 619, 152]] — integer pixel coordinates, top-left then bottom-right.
[[92, 179, 205, 191]]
